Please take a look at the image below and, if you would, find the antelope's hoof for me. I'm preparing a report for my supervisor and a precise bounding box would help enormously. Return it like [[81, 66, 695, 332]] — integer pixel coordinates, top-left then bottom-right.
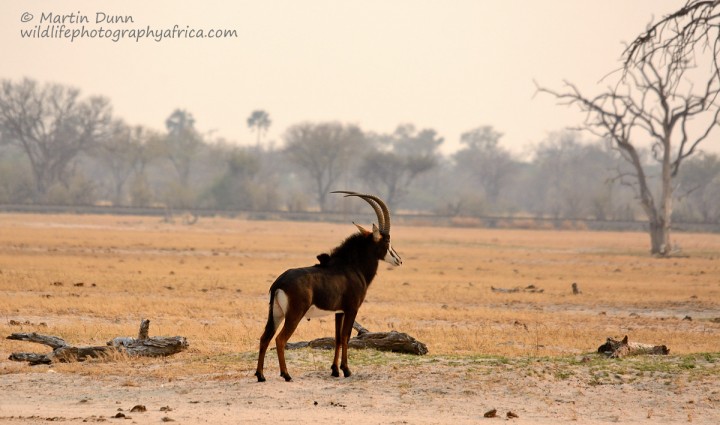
[[255, 371, 266, 383], [281, 372, 293, 382], [331, 365, 340, 378], [342, 367, 352, 378]]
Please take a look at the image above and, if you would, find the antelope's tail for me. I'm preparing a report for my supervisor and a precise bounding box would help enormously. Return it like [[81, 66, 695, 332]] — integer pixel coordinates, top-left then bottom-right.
[[261, 289, 278, 341]]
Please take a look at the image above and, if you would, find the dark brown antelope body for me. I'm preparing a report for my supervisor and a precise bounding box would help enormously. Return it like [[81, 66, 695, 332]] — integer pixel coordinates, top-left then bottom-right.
[[255, 192, 401, 382]]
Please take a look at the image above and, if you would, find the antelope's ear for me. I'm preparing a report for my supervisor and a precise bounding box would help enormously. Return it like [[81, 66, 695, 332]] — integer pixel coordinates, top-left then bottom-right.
[[316, 253, 330, 265], [372, 223, 382, 242], [354, 222, 371, 236]]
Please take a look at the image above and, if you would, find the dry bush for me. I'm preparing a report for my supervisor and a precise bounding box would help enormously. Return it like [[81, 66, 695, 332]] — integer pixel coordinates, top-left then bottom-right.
[[448, 216, 483, 227], [559, 220, 589, 231]]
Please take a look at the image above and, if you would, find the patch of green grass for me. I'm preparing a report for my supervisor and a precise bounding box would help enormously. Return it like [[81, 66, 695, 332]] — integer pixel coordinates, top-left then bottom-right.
[[701, 352, 720, 363], [555, 369, 574, 380]]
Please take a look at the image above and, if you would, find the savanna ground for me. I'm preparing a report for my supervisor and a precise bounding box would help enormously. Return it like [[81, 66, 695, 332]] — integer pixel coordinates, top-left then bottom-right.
[[0, 213, 719, 424]]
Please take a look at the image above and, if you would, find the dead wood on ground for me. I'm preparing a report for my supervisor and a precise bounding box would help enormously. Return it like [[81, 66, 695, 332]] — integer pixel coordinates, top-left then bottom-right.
[[491, 284, 544, 294], [286, 321, 428, 355], [7, 319, 188, 365], [597, 335, 669, 358]]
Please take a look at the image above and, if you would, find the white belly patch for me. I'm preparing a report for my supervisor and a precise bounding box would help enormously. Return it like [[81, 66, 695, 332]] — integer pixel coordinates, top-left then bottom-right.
[[304, 305, 342, 319], [273, 289, 342, 323]]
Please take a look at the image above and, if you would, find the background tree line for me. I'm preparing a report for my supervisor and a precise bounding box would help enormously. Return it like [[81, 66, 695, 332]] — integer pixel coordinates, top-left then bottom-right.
[[1, 76, 718, 229], [3, 1, 720, 258]]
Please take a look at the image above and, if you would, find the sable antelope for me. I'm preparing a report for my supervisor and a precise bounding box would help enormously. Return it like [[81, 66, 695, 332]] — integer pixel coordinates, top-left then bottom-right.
[[255, 191, 402, 382]]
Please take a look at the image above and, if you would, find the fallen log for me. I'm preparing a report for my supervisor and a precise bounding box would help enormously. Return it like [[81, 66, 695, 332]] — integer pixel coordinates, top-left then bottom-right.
[[7, 333, 114, 364], [597, 335, 669, 358], [107, 319, 188, 357], [491, 284, 544, 294], [7, 319, 188, 365], [286, 321, 428, 355]]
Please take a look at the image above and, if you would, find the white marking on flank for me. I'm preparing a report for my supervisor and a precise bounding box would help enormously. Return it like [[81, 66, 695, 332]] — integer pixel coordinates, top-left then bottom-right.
[[273, 289, 288, 329]]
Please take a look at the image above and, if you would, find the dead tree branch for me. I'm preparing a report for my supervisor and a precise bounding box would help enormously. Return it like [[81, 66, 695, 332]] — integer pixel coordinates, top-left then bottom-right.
[[624, 0, 720, 78], [597, 335, 670, 358], [7, 319, 188, 365], [286, 322, 428, 355]]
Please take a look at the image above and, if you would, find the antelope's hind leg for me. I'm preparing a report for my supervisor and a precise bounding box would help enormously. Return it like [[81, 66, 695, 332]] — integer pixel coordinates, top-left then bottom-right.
[[256, 318, 278, 382], [255, 336, 269, 383], [275, 309, 304, 382], [256, 289, 286, 382], [255, 311, 278, 382]]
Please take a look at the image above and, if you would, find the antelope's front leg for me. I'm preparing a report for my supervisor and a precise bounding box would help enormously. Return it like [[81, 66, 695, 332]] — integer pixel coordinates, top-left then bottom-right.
[[339, 310, 358, 378], [331, 312, 344, 377]]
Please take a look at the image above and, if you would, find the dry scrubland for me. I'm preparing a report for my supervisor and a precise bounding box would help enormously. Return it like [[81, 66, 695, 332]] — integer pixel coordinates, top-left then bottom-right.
[[1, 213, 719, 424]]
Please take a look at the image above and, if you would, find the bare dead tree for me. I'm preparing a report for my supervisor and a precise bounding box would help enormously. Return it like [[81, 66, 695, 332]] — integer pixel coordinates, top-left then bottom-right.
[[95, 122, 157, 205], [454, 126, 514, 205], [283, 122, 366, 211], [537, 57, 720, 255], [0, 78, 113, 200], [359, 125, 443, 210], [624, 0, 720, 80], [163, 109, 202, 187]]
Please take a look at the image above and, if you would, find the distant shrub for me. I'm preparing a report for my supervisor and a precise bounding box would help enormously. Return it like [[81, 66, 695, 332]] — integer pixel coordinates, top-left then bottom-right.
[[449, 216, 483, 227]]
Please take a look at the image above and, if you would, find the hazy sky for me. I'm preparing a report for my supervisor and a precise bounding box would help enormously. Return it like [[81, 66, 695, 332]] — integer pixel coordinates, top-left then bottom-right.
[[2, 0, 685, 155]]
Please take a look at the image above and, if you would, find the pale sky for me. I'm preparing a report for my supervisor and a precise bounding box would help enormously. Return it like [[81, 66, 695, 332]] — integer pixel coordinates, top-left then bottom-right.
[[2, 0, 685, 156]]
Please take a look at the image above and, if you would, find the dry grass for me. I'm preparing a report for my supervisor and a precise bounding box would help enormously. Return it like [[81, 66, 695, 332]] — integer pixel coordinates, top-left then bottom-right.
[[1, 213, 719, 379]]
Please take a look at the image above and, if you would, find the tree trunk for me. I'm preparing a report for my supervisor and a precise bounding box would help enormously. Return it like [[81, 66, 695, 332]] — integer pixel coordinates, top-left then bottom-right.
[[654, 134, 674, 256], [649, 219, 670, 256], [113, 179, 125, 206], [315, 173, 327, 212]]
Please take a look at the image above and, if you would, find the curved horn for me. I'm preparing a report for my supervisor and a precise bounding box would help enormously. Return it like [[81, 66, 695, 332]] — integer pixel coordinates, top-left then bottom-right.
[[332, 191, 391, 235]]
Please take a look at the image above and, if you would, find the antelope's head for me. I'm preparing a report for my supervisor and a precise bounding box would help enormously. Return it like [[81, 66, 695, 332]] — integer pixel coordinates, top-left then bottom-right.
[[333, 191, 402, 267]]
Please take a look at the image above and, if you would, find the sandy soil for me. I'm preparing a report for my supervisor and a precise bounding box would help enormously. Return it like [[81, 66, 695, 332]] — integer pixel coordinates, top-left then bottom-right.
[[1, 355, 718, 424], [2, 215, 719, 424]]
